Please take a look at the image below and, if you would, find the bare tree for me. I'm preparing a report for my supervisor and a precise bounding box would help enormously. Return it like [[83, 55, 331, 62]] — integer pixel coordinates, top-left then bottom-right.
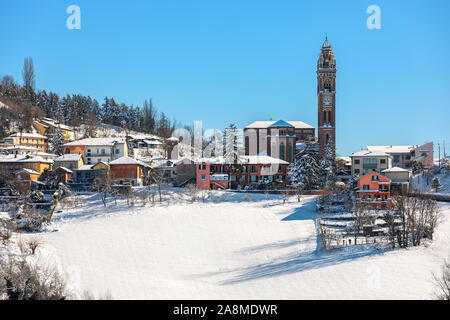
[[0, 256, 70, 300], [349, 207, 372, 245], [185, 183, 198, 202], [148, 169, 166, 203], [433, 259, 450, 300], [22, 57, 35, 99], [94, 171, 114, 207], [26, 237, 42, 255]]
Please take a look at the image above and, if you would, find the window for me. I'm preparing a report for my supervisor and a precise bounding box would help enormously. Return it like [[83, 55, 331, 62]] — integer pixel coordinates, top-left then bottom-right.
[[406, 156, 411, 160], [251, 165, 256, 173], [363, 185, 370, 190], [199, 164, 206, 170], [372, 175, 379, 181], [393, 156, 400, 162], [115, 149, 119, 154], [354, 159, 360, 165], [279, 142, 285, 161], [250, 176, 257, 182], [101, 149, 105, 155], [380, 159, 386, 164], [355, 169, 360, 174]]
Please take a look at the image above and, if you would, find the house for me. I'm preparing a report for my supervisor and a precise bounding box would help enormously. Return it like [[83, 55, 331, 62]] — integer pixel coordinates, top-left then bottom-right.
[[244, 120, 315, 163], [365, 143, 434, 169], [63, 138, 128, 165], [53, 166, 74, 184], [13, 168, 41, 193], [147, 157, 195, 186], [0, 155, 53, 175], [54, 153, 84, 171], [350, 150, 392, 177], [382, 167, 411, 194], [33, 118, 72, 142], [69, 162, 110, 189], [195, 155, 289, 190], [356, 172, 392, 209], [109, 156, 151, 186], [2, 132, 48, 152]]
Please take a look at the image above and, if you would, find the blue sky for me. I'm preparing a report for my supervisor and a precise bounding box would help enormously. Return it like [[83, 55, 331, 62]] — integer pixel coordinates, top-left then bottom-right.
[[1, 0, 449, 156]]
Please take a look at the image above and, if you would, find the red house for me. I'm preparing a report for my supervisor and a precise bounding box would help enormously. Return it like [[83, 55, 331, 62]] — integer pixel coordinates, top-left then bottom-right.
[[196, 156, 289, 190], [356, 172, 392, 209]]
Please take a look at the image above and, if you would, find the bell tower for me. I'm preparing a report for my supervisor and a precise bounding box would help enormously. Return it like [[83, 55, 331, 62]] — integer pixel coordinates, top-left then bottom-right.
[[317, 36, 336, 155]]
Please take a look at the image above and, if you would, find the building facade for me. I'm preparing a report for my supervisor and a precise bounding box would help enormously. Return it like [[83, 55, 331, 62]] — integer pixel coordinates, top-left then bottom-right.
[[3, 133, 48, 152], [196, 156, 289, 190], [63, 138, 128, 165], [244, 120, 315, 163], [356, 172, 392, 209], [350, 150, 392, 177]]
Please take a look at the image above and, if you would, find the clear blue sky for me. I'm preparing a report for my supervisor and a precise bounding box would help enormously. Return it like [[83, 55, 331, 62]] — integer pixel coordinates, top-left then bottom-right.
[[1, 0, 449, 156]]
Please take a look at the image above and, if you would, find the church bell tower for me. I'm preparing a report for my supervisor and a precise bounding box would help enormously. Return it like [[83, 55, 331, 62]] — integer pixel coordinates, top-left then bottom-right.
[[317, 36, 336, 155]]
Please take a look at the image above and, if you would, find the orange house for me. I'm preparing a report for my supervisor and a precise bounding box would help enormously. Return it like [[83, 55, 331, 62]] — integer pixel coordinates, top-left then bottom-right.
[[356, 172, 392, 209], [109, 156, 151, 186]]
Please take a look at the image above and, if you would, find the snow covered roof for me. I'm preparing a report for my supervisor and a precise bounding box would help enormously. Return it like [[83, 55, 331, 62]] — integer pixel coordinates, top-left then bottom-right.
[[268, 120, 295, 128], [351, 150, 390, 157], [245, 121, 314, 129], [7, 132, 48, 139], [3, 145, 40, 151], [40, 118, 72, 131], [109, 156, 151, 168], [0, 155, 53, 164], [16, 168, 40, 175], [167, 137, 179, 142], [366, 145, 414, 154], [143, 139, 162, 145], [54, 154, 82, 162], [55, 166, 74, 174], [382, 167, 409, 173], [195, 156, 289, 165], [64, 137, 126, 147]]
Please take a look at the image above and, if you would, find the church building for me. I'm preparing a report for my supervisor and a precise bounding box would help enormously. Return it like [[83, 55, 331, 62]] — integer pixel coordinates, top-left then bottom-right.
[[244, 37, 337, 163]]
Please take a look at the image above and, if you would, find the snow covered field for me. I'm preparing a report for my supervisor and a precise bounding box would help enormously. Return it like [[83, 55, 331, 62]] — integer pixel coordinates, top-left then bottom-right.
[[20, 191, 450, 300]]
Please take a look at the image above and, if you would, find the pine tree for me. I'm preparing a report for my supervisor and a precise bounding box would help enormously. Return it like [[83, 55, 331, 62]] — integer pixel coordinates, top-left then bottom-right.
[[50, 128, 65, 156], [320, 139, 336, 187], [223, 124, 243, 165], [288, 138, 321, 190]]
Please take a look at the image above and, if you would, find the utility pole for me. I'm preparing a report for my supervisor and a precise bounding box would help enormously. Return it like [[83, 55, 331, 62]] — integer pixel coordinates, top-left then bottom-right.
[[438, 143, 441, 168]]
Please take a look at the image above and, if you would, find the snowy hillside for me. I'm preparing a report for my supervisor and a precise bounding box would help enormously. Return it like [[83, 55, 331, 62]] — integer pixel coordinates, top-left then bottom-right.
[[12, 190, 449, 300], [411, 172, 450, 194]]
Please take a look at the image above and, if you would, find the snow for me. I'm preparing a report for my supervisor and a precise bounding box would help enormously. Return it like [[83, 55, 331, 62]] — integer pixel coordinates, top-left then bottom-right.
[[411, 172, 450, 194], [382, 167, 409, 173], [109, 156, 151, 167], [12, 191, 449, 300], [55, 154, 82, 162], [64, 137, 126, 147]]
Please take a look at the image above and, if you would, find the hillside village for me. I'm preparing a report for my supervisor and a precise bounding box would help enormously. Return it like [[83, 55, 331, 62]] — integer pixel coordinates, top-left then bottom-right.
[[0, 38, 449, 300]]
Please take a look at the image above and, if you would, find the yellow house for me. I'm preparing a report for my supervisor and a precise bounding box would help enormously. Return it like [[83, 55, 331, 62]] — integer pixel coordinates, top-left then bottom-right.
[[33, 118, 72, 142], [3, 133, 48, 152], [0, 155, 53, 175]]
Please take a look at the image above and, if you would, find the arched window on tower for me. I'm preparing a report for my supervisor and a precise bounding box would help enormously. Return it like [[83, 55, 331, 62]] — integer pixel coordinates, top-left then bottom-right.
[[280, 142, 285, 161], [326, 134, 330, 145], [324, 82, 331, 92]]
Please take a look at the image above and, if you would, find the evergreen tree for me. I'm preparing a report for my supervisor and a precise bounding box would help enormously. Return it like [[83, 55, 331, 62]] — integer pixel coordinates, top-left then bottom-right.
[[288, 138, 321, 190], [50, 128, 65, 156], [223, 124, 243, 165], [320, 139, 336, 187]]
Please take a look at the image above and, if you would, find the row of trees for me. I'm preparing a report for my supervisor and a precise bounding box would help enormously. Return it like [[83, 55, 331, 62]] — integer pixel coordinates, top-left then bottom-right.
[[0, 58, 179, 139]]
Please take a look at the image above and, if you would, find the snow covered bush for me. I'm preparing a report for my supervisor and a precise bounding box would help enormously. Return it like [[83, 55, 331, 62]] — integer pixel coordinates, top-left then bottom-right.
[[0, 226, 12, 244]]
